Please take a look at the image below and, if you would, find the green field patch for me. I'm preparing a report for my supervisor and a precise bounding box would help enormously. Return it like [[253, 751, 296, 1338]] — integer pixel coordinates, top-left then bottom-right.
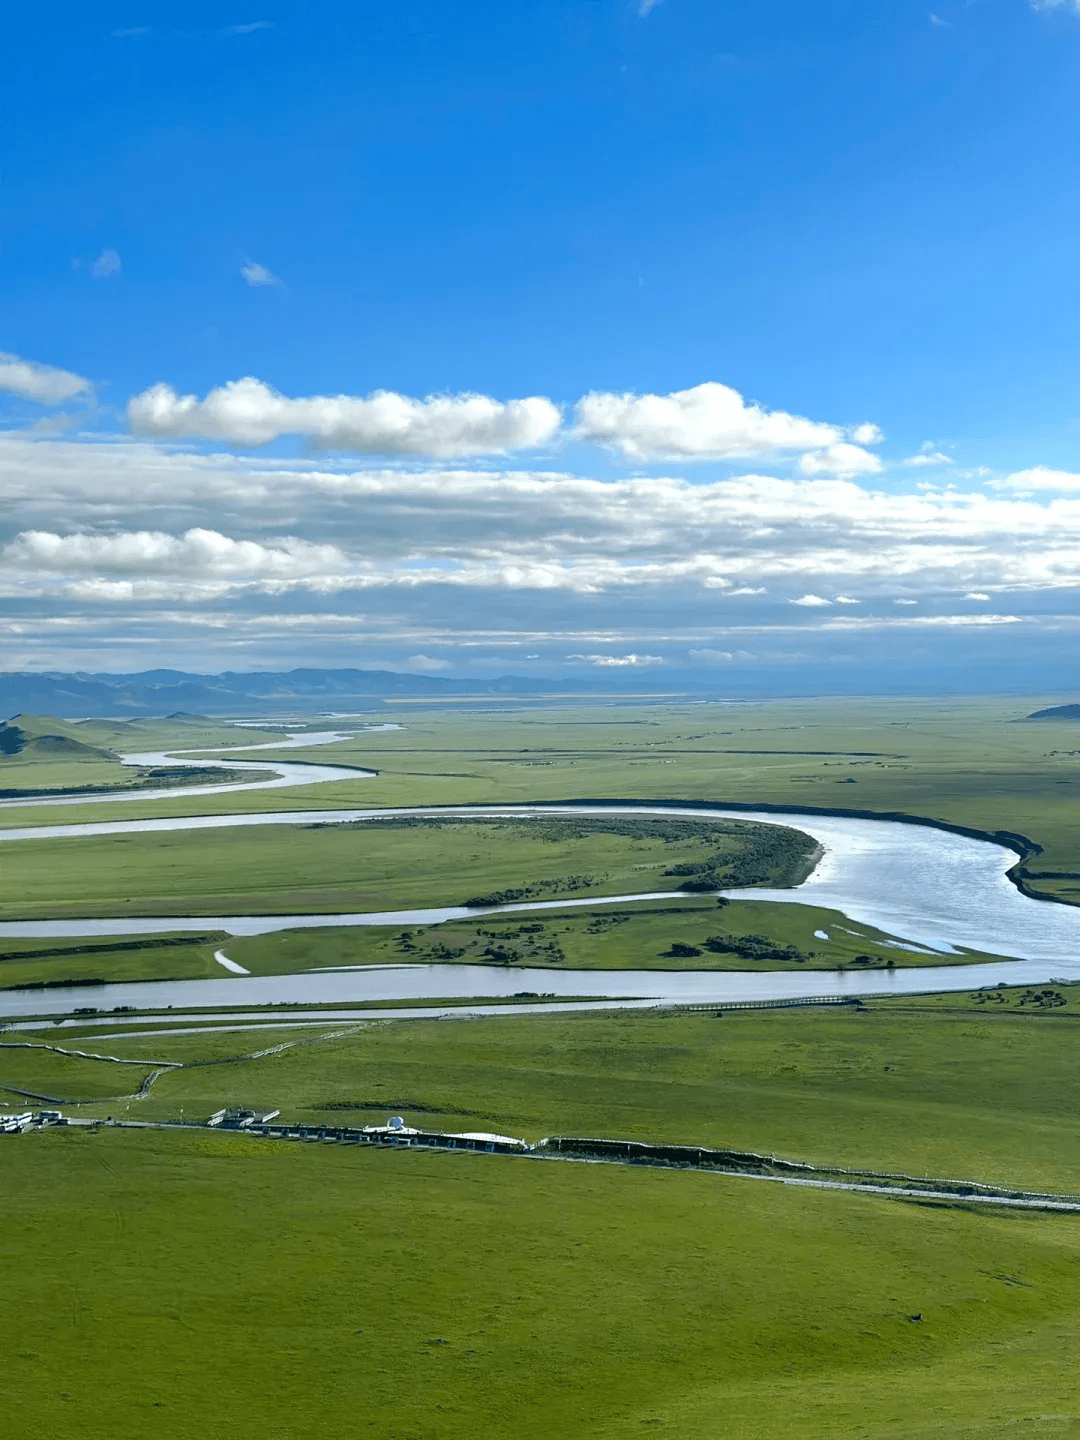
[[0, 814, 817, 920], [16, 993, 1080, 1194], [0, 933, 228, 990], [223, 897, 995, 976], [5, 1126, 1080, 1439]]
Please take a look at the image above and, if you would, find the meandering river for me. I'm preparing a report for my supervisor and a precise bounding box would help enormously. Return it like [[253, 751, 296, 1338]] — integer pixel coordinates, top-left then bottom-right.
[[0, 730, 375, 810], [3, 733, 1080, 1021]]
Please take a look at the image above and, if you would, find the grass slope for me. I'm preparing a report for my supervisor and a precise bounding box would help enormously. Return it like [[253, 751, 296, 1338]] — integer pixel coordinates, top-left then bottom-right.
[[11, 994, 1080, 1193], [4, 1127, 1080, 1440]]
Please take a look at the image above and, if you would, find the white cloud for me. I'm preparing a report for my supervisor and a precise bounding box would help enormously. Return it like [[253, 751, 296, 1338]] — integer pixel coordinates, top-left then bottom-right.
[[820, 613, 1022, 629], [572, 381, 845, 461], [688, 648, 756, 663], [965, 591, 990, 600], [930, 13, 952, 26], [568, 653, 663, 666], [902, 445, 953, 467], [3, 528, 347, 594], [637, 0, 663, 13], [14, 437, 1080, 616], [127, 378, 563, 457], [91, 248, 122, 279], [894, 598, 918, 606], [241, 260, 281, 288], [850, 423, 883, 445], [404, 654, 450, 671], [1031, 0, 1080, 13], [797, 443, 882, 478], [0, 353, 91, 403], [834, 595, 860, 604], [792, 594, 832, 607], [996, 466, 1080, 492]]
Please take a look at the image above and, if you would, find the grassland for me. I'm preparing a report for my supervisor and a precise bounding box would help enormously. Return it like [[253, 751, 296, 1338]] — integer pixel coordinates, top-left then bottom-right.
[[0, 896, 994, 995], [8, 992, 1080, 1438], [0, 932, 229, 990], [0, 815, 817, 921], [7, 990, 1080, 1191], [222, 897, 982, 976], [8, 699, 1080, 1436], [5, 696, 1080, 903], [9, 1126, 1080, 1440], [0, 712, 284, 796]]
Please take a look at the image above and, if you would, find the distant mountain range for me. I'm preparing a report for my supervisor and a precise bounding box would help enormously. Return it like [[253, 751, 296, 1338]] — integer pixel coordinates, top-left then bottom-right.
[[0, 668, 686, 718]]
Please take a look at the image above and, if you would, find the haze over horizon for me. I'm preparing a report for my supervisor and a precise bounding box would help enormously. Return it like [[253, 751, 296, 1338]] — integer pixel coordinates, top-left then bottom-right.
[[4, 1, 1080, 694]]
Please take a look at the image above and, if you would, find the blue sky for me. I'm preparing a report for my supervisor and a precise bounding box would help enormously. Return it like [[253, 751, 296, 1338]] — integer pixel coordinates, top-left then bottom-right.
[[4, 0, 1080, 691]]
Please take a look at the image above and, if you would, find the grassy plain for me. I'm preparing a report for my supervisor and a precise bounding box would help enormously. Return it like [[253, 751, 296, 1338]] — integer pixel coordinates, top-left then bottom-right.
[[0, 815, 815, 921], [0, 898, 990, 992], [7, 699, 1080, 1437], [7, 992, 1080, 1191], [224, 898, 980, 975], [0, 933, 228, 990], [4, 696, 1080, 900], [8, 1125, 1080, 1440]]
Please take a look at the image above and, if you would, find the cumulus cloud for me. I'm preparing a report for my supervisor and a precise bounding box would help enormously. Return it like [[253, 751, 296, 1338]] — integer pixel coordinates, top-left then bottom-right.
[[241, 260, 281, 288], [792, 594, 832, 607], [965, 591, 990, 600], [834, 595, 860, 604], [127, 378, 563, 457], [13, 437, 1080, 614], [850, 423, 884, 445], [91, 248, 122, 279], [894, 598, 918, 606], [3, 528, 348, 596], [0, 353, 91, 403], [797, 443, 882, 478], [572, 381, 845, 461], [568, 653, 663, 666]]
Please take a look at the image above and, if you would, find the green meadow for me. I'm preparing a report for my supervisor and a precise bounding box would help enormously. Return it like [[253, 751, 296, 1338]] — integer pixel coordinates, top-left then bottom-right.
[[7, 994, 1080, 1438], [5, 696, 1080, 906], [5, 697, 1080, 1438], [0, 813, 817, 921], [8, 993, 1080, 1192], [8, 1126, 1080, 1440]]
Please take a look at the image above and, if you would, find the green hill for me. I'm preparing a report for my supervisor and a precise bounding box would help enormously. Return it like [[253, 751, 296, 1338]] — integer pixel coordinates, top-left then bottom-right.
[[0, 714, 120, 762]]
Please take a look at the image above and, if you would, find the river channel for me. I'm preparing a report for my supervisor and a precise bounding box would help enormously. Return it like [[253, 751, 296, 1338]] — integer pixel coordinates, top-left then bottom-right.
[[3, 737, 1080, 1021]]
